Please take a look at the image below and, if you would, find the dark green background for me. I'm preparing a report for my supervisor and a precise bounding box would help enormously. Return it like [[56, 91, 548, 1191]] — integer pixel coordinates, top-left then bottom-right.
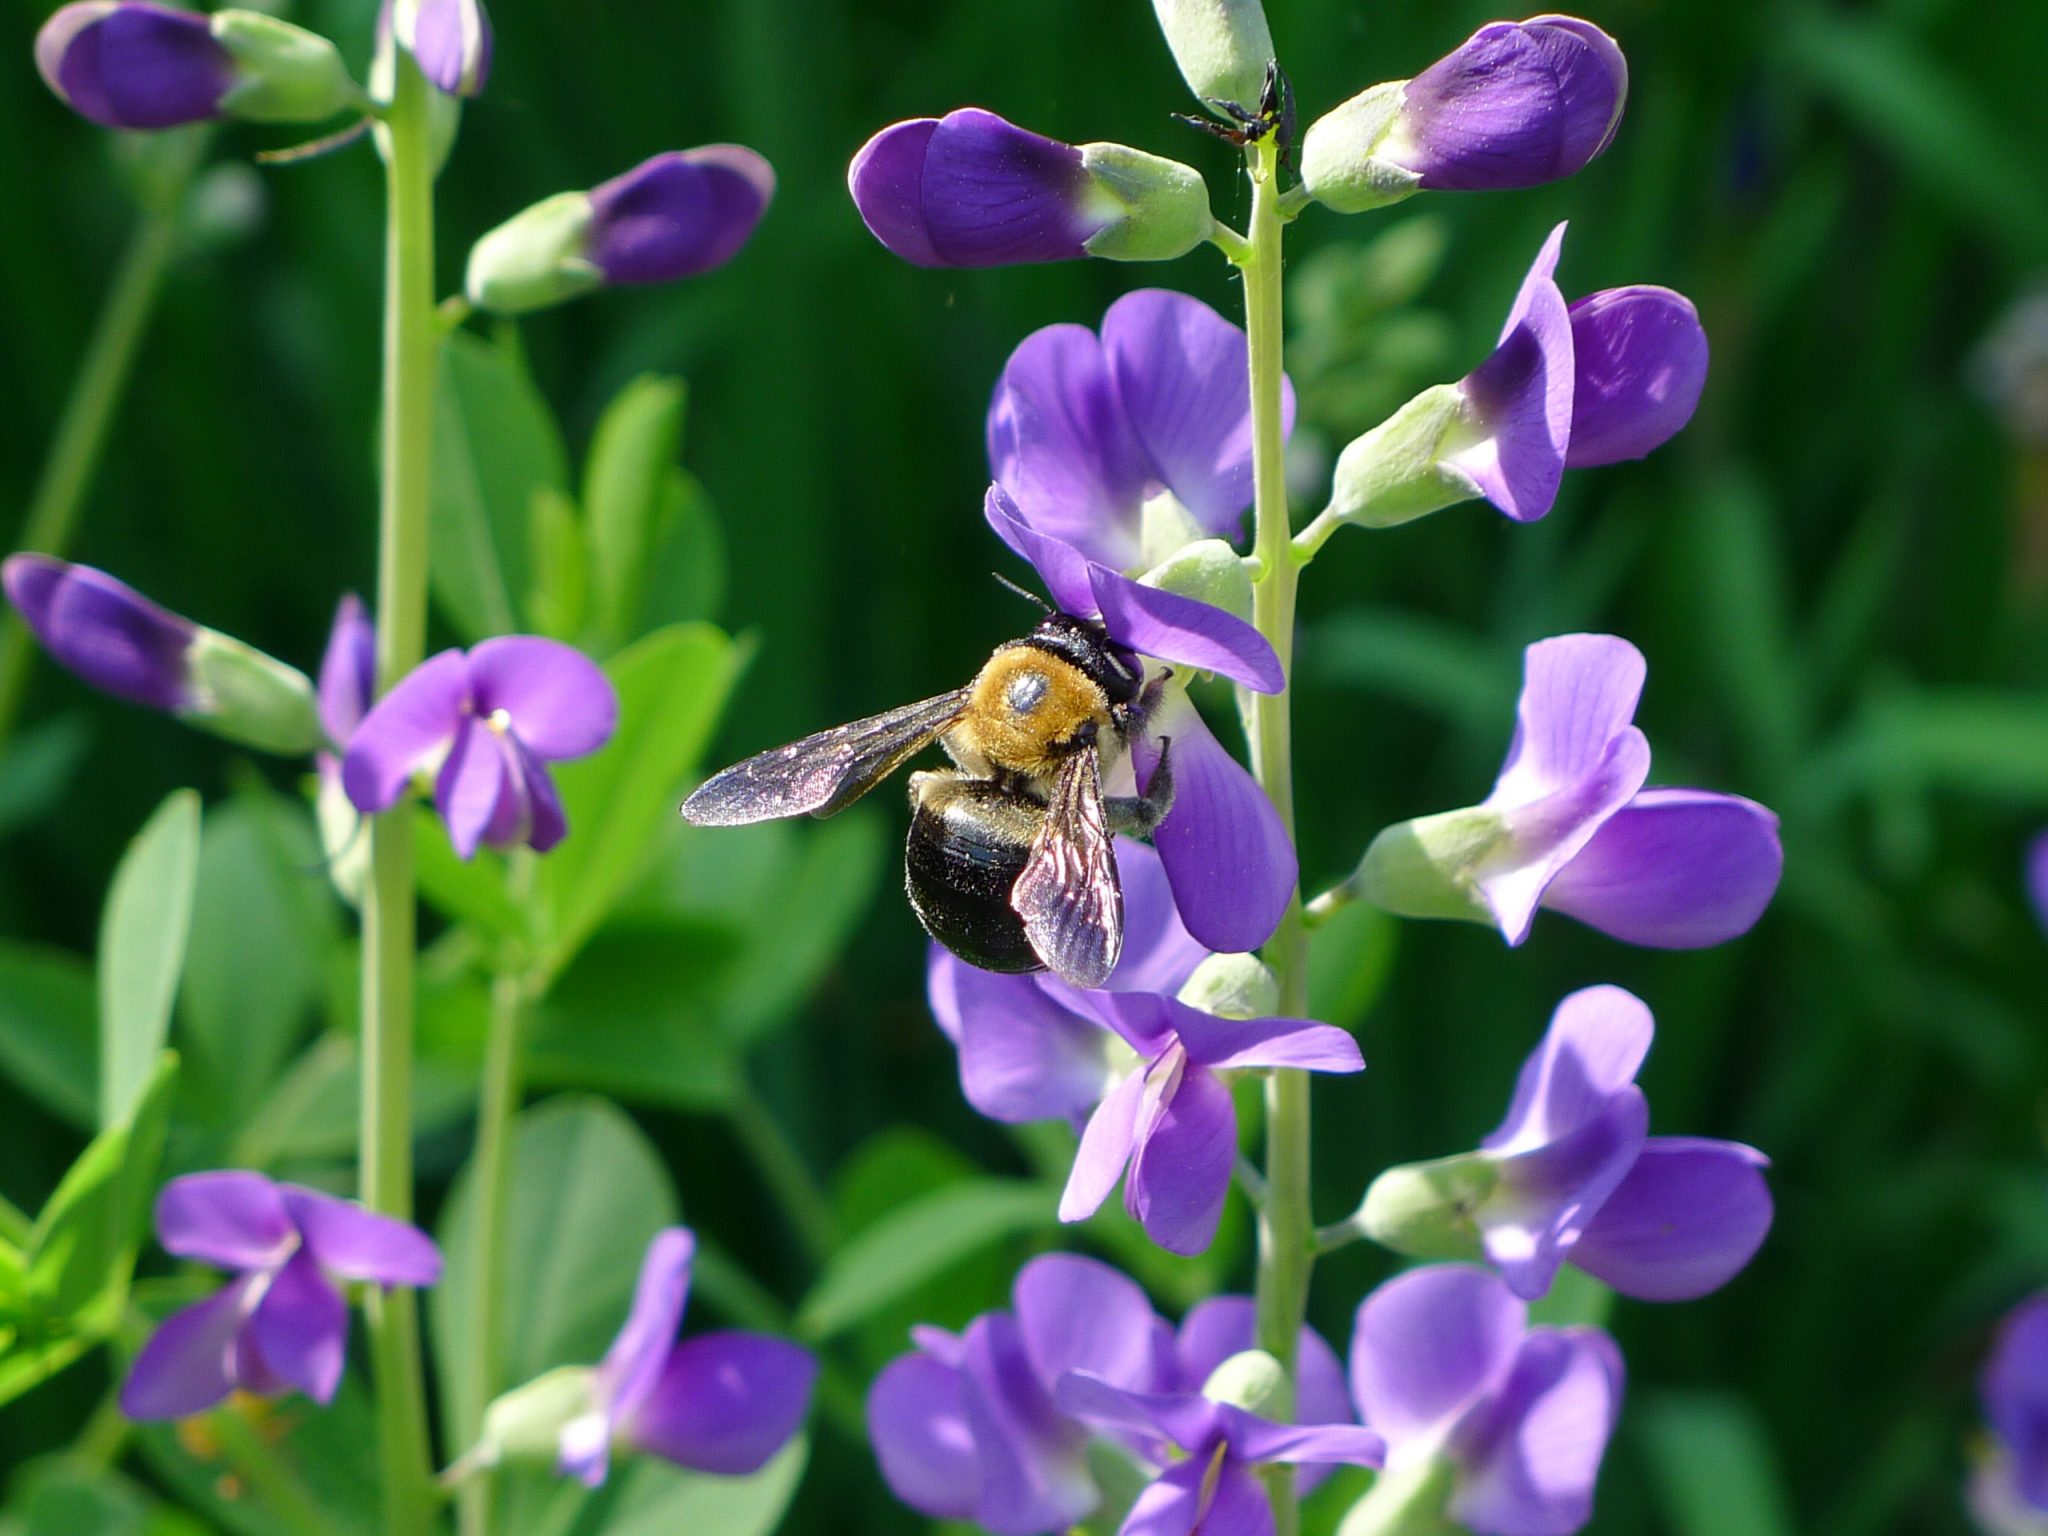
[[4, 0, 2047, 1531]]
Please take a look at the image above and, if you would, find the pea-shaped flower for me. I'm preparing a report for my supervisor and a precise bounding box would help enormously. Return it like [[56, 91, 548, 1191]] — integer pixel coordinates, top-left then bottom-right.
[[466, 148, 776, 316], [1302, 15, 1627, 214], [341, 637, 618, 858], [849, 109, 1213, 268], [37, 2, 363, 131], [122, 1171, 441, 1420]]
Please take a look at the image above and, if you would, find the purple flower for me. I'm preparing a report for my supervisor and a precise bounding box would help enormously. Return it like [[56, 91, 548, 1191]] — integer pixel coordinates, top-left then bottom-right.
[[989, 290, 1294, 570], [1054, 1372, 1384, 1536], [1349, 1265, 1624, 1536], [2027, 832, 2048, 936], [390, 0, 491, 97], [1366, 986, 1773, 1302], [340, 636, 618, 858], [1360, 634, 1783, 949], [849, 110, 1211, 269], [120, 1171, 440, 1420], [557, 1229, 815, 1486], [1976, 1293, 2048, 1531], [317, 594, 376, 752], [35, 2, 232, 130], [588, 148, 774, 285], [4, 555, 195, 712], [987, 486, 1295, 953]]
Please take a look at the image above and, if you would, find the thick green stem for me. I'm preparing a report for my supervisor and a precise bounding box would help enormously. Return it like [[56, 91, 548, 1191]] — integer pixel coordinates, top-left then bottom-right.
[[1240, 138, 1313, 1536], [361, 52, 440, 1536]]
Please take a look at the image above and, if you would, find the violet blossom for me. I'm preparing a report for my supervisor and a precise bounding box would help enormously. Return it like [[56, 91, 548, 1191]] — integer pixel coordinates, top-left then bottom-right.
[[1360, 985, 1774, 1302], [388, 0, 491, 98], [341, 636, 618, 858], [1348, 1264, 1624, 1536], [1974, 1293, 2048, 1534], [121, 1171, 441, 1420], [2027, 831, 2048, 935], [1357, 633, 1783, 949]]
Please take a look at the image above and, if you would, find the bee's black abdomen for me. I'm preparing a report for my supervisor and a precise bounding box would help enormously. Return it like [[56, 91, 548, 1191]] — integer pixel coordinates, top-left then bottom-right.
[[905, 778, 1043, 974]]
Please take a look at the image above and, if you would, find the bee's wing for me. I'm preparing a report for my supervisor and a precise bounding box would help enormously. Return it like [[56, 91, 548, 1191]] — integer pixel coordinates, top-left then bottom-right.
[[1012, 746, 1123, 989], [680, 688, 971, 826]]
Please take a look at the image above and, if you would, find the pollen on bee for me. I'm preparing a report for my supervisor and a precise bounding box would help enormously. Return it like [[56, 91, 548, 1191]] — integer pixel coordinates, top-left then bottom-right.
[[966, 649, 1110, 778]]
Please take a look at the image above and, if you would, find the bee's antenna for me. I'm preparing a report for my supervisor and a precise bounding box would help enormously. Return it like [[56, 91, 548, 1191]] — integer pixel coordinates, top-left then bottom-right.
[[991, 572, 1053, 613]]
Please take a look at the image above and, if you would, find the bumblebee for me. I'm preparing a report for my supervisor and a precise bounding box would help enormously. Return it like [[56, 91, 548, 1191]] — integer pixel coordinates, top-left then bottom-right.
[[679, 607, 1174, 988]]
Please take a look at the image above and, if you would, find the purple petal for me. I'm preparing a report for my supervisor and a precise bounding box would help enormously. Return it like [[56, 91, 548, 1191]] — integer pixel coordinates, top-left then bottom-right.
[[404, 0, 491, 97], [1132, 695, 1297, 954], [434, 718, 520, 860], [847, 119, 943, 267], [1541, 788, 1784, 948], [2, 555, 196, 712], [1486, 985, 1654, 1153], [37, 2, 233, 130], [1013, 1253, 1163, 1390], [1104, 838, 1210, 994], [1174, 1010, 1364, 1075], [986, 485, 1099, 616], [908, 108, 1105, 268], [1072, 989, 1182, 1060], [340, 649, 470, 814], [1053, 1374, 1224, 1456], [868, 1351, 982, 1521], [317, 594, 376, 747], [1060, 1067, 1145, 1223], [247, 1249, 348, 1405], [1127, 1063, 1237, 1255], [1983, 1294, 2048, 1511], [1090, 569, 1282, 693], [1349, 1265, 1526, 1453], [511, 736, 570, 853], [1490, 634, 1647, 808], [987, 322, 1152, 567], [624, 1331, 817, 1475], [1396, 17, 1626, 191], [587, 147, 775, 286], [958, 1314, 1097, 1534], [1122, 1454, 1236, 1536], [1449, 1329, 1624, 1536], [1482, 1089, 1648, 1301], [595, 1228, 694, 1424], [2028, 832, 2048, 936], [1452, 226, 1574, 522], [1564, 287, 1709, 468], [155, 1172, 294, 1271], [1478, 726, 1651, 946], [277, 1185, 442, 1287], [120, 1277, 259, 1420], [1570, 1138, 1773, 1301], [1223, 1411, 1385, 1470], [1101, 289, 1294, 539], [466, 636, 618, 760], [939, 955, 1117, 1124]]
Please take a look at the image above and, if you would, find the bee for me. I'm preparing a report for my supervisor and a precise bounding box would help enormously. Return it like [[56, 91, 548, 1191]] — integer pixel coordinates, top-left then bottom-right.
[[679, 601, 1175, 989]]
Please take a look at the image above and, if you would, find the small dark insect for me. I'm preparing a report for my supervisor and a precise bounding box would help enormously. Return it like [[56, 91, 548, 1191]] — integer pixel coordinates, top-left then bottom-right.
[[1173, 59, 1297, 162], [679, 605, 1175, 989]]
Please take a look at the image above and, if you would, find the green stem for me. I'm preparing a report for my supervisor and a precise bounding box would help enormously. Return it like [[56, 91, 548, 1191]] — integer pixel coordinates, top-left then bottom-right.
[[361, 52, 440, 1536], [210, 1411, 353, 1536], [727, 1080, 839, 1264], [0, 179, 190, 751], [1239, 137, 1314, 1536], [458, 857, 534, 1536]]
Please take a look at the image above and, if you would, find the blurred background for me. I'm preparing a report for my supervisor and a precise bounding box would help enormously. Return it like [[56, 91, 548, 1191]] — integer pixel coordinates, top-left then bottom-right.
[[3, 0, 2048, 1532]]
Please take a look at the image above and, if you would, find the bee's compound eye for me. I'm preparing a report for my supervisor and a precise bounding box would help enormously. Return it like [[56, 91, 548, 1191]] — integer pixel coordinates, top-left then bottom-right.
[[1005, 669, 1051, 717]]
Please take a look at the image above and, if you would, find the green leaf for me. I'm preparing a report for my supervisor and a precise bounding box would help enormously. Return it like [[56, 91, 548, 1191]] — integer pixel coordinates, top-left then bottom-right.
[[414, 806, 531, 945], [27, 1052, 177, 1327], [1306, 609, 1510, 730], [583, 374, 687, 645], [638, 468, 727, 627], [538, 623, 747, 974], [96, 790, 199, 1127], [527, 486, 591, 642], [1797, 690, 2048, 813], [599, 1437, 808, 1536], [0, 941, 98, 1130], [1636, 1390, 1799, 1536], [432, 328, 570, 642], [796, 1179, 1060, 1342], [432, 1096, 680, 1454], [0, 712, 92, 839]]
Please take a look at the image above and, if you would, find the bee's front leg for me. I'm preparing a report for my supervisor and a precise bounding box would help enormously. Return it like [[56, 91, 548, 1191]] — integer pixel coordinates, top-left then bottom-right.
[[1105, 737, 1175, 836]]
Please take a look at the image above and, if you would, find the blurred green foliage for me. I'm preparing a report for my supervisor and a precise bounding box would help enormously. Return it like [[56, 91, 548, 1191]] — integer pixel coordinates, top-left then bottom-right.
[[2, 0, 2047, 1533]]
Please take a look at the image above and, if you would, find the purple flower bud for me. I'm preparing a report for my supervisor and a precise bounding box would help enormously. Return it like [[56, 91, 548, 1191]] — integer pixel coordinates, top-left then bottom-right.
[[317, 593, 376, 750], [849, 109, 1211, 269], [4, 554, 196, 711], [390, 0, 491, 98], [587, 148, 776, 285], [36, 2, 234, 131], [1565, 286, 1709, 467]]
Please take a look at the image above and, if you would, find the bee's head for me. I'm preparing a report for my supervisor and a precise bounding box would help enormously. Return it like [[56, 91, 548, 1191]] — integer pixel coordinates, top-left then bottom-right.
[[1025, 612, 1144, 705]]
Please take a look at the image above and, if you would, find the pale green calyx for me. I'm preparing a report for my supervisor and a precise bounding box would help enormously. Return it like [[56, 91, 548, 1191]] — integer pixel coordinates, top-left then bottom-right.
[[1141, 535, 1255, 623], [1078, 144, 1215, 263], [1357, 1152, 1498, 1261], [465, 192, 604, 316], [181, 629, 322, 756], [1151, 0, 1276, 113], [1326, 384, 1486, 530], [1336, 1458, 1460, 1536], [1300, 80, 1423, 215], [1202, 1349, 1286, 1415], [467, 1367, 597, 1469], [1178, 952, 1281, 1020], [211, 12, 366, 124], [1353, 806, 1506, 925]]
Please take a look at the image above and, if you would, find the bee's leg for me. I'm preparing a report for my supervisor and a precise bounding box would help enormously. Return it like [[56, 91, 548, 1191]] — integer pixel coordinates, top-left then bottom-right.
[[1105, 738, 1175, 836], [1117, 668, 1176, 742]]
